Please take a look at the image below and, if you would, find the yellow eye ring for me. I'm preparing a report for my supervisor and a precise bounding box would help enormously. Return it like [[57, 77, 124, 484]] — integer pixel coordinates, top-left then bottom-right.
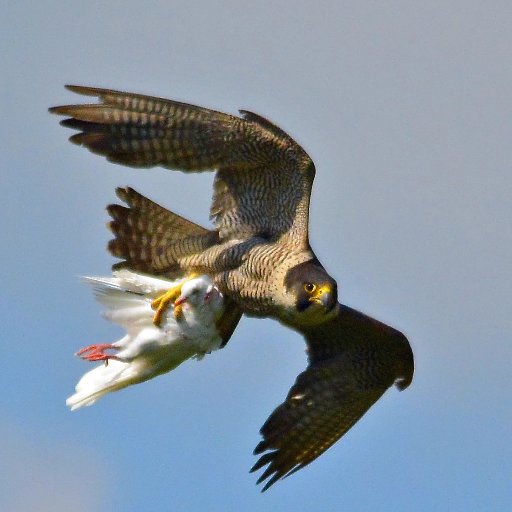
[[304, 283, 316, 293]]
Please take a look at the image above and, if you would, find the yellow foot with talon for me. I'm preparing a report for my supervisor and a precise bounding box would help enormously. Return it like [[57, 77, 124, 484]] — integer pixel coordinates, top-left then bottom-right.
[[151, 273, 198, 326]]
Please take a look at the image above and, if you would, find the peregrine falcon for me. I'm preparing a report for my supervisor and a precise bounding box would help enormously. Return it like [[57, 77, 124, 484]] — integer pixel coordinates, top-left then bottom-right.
[[50, 86, 414, 491]]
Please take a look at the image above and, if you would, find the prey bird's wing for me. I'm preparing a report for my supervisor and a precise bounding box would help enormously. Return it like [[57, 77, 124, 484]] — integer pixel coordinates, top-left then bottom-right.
[[50, 86, 315, 245], [251, 305, 414, 491]]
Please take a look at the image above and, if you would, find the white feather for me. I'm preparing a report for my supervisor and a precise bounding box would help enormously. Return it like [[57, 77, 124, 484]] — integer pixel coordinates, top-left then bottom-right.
[[67, 271, 224, 410]]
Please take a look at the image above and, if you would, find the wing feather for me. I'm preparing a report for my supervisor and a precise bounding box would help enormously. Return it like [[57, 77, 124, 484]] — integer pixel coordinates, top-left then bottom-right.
[[50, 85, 314, 244], [251, 305, 414, 491]]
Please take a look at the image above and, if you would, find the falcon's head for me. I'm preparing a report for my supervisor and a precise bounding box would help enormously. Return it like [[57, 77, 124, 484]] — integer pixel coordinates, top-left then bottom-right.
[[284, 260, 338, 325]]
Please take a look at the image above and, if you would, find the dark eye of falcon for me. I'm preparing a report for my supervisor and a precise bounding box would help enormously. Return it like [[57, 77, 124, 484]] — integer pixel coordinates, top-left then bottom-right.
[[304, 283, 316, 293]]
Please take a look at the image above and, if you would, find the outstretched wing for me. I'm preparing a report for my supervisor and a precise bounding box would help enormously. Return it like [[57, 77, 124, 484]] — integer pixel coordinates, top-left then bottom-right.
[[50, 86, 315, 245], [251, 305, 414, 491]]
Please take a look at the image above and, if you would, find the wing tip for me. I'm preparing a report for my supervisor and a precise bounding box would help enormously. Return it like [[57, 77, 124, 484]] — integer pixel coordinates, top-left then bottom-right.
[[64, 84, 105, 97], [251, 452, 302, 492], [48, 85, 104, 114], [250, 451, 273, 473], [393, 331, 414, 391], [395, 371, 413, 391], [48, 105, 71, 115]]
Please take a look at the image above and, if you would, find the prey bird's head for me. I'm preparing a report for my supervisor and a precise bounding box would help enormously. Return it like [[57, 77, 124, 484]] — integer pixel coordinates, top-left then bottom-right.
[[175, 277, 223, 312], [284, 259, 338, 324]]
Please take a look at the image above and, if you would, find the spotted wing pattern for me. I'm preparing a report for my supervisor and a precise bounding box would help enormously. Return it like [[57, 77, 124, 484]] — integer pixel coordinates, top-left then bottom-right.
[[251, 305, 414, 491], [50, 86, 314, 245]]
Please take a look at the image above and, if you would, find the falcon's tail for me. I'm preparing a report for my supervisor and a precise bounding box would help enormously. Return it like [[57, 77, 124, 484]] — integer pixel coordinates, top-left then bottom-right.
[[66, 360, 145, 410], [108, 187, 219, 275]]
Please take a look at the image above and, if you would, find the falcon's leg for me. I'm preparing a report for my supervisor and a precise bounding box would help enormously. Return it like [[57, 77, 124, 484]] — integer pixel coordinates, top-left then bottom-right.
[[151, 273, 198, 326], [76, 343, 121, 363]]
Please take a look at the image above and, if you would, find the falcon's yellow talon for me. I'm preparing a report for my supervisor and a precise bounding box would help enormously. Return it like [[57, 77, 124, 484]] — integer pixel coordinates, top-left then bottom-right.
[[174, 303, 184, 321], [150, 273, 199, 326], [151, 286, 181, 326]]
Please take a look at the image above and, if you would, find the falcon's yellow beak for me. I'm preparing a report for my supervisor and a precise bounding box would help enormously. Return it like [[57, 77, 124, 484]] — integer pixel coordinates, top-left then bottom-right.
[[308, 284, 336, 311]]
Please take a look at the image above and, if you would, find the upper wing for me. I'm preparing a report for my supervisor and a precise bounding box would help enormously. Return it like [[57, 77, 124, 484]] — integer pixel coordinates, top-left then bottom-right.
[[50, 85, 315, 245], [251, 305, 414, 491]]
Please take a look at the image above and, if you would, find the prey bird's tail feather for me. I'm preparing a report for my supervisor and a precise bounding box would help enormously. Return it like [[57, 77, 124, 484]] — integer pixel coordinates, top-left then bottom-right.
[[108, 187, 219, 275], [66, 360, 143, 410]]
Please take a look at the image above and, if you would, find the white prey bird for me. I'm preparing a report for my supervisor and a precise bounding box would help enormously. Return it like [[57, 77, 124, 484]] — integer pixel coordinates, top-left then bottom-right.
[[66, 270, 224, 410]]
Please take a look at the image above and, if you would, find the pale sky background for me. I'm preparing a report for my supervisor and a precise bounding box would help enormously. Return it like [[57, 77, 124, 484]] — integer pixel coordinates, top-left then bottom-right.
[[2, 1, 511, 511]]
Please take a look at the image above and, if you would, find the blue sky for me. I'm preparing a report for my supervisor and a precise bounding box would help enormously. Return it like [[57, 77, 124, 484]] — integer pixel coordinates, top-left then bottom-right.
[[2, 1, 511, 510]]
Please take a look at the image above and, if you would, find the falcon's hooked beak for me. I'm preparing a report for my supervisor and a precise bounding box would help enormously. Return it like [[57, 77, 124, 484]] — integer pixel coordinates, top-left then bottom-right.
[[309, 284, 337, 312]]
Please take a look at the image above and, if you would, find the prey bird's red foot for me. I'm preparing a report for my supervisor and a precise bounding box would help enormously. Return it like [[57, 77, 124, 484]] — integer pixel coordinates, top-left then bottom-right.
[[76, 343, 120, 363]]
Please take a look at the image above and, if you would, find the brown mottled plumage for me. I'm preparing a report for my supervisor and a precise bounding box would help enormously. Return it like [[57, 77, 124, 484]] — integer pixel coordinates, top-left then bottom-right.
[[50, 86, 414, 491], [252, 306, 413, 490], [50, 86, 334, 326]]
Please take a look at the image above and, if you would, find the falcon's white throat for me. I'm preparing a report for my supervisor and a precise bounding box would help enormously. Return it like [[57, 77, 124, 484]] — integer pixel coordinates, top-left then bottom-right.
[[66, 270, 224, 410]]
